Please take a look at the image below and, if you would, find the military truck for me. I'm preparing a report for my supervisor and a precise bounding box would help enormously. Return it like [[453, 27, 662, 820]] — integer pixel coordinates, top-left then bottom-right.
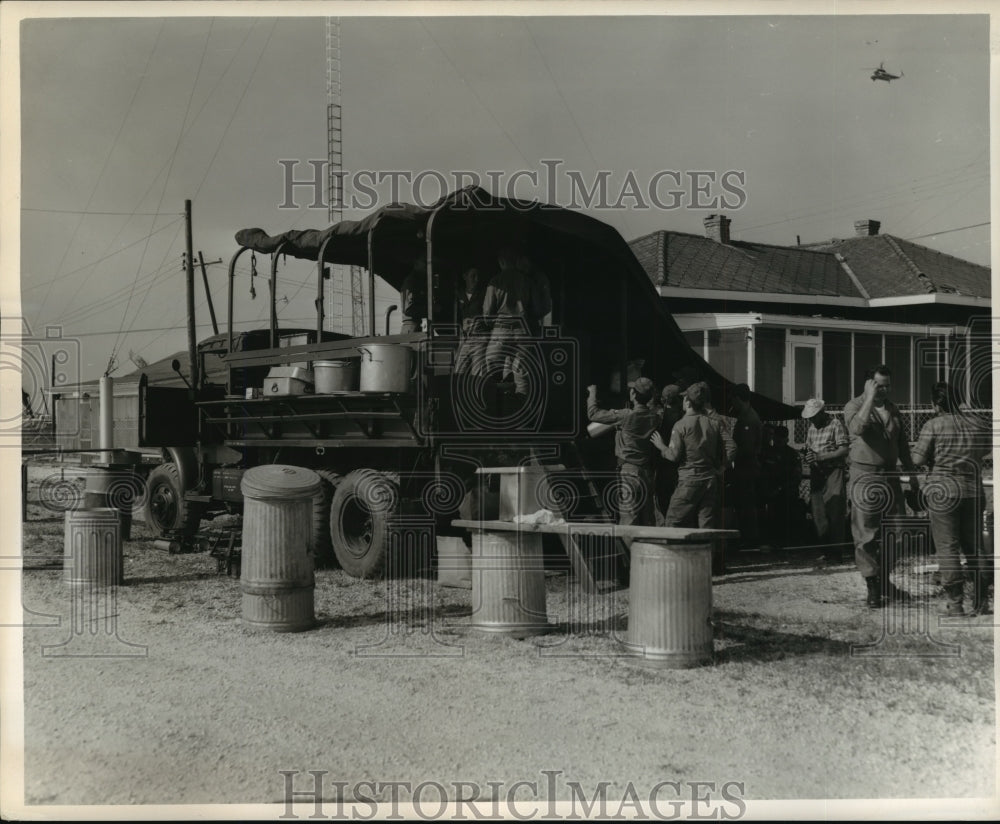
[[97, 186, 795, 578]]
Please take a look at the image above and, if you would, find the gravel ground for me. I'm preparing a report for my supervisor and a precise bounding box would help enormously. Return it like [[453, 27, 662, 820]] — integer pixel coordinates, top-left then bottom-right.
[[7, 464, 997, 816]]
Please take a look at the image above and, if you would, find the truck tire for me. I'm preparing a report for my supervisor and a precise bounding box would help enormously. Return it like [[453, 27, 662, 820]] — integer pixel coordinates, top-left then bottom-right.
[[329, 469, 398, 578], [144, 462, 202, 536], [312, 469, 342, 569]]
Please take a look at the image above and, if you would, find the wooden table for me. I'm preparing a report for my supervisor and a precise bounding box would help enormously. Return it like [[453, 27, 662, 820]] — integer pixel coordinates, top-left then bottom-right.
[[452, 519, 737, 667]]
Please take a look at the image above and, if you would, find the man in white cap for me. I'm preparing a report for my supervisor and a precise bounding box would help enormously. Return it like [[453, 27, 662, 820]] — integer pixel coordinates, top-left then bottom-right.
[[802, 398, 849, 564]]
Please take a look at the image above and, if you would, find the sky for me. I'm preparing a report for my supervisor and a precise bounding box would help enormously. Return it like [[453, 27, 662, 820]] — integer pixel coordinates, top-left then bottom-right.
[[4, 3, 994, 387]]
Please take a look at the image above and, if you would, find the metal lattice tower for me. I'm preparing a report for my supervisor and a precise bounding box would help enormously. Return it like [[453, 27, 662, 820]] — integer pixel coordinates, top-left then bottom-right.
[[326, 18, 365, 335]]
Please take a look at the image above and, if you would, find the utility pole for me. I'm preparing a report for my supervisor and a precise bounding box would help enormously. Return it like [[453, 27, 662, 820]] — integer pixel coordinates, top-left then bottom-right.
[[185, 199, 198, 390], [198, 251, 220, 336]]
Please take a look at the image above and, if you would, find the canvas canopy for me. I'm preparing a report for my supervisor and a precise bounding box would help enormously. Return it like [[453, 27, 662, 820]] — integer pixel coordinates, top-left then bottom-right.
[[235, 186, 799, 420]]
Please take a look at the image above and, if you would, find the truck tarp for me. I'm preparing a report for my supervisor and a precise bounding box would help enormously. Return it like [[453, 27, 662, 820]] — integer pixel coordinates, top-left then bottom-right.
[[235, 186, 800, 421]]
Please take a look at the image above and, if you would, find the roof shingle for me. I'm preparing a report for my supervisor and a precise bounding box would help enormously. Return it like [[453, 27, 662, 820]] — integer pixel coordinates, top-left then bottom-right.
[[630, 230, 991, 301]]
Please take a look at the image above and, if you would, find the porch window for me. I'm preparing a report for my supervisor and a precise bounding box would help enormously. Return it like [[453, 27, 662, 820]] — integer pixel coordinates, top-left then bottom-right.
[[684, 330, 705, 358], [822, 330, 852, 403], [915, 335, 945, 406], [791, 345, 817, 404], [884, 334, 912, 407], [945, 333, 968, 403], [853, 332, 883, 396], [754, 327, 785, 403], [707, 328, 748, 385]]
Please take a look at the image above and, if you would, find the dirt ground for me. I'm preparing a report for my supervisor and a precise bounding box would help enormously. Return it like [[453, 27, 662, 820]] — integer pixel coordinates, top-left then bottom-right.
[[7, 463, 997, 815]]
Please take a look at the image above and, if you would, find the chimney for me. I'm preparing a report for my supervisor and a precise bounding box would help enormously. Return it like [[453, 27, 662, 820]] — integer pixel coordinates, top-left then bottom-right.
[[853, 219, 881, 237], [704, 214, 731, 244]]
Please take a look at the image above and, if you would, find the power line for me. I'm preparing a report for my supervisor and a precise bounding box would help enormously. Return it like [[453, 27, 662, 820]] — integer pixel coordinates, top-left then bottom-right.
[[25, 19, 256, 325], [22, 208, 181, 216], [904, 221, 990, 241], [735, 150, 988, 236], [110, 21, 217, 367], [22, 218, 185, 289], [418, 20, 531, 170], [191, 19, 278, 202], [37, 20, 166, 321], [737, 169, 987, 237], [65, 318, 321, 339]]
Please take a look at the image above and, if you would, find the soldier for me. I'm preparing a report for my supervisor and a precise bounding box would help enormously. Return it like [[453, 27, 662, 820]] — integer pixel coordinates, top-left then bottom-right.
[[587, 377, 660, 529], [843, 365, 920, 608], [654, 384, 683, 525], [483, 248, 533, 398], [454, 266, 488, 377], [911, 382, 992, 616], [652, 382, 736, 529]]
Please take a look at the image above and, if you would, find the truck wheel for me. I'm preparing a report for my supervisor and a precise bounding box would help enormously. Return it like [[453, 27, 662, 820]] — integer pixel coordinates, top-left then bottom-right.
[[330, 469, 397, 578], [312, 469, 342, 569], [144, 462, 202, 536]]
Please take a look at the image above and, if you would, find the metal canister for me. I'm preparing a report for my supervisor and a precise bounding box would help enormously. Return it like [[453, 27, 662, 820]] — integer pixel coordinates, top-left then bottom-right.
[[82, 467, 137, 540], [624, 540, 713, 668], [64, 508, 122, 586], [240, 465, 321, 632], [470, 529, 548, 637]]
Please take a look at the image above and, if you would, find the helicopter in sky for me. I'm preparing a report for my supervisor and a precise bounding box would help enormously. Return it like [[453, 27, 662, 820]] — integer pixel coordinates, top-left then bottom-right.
[[865, 62, 903, 83]]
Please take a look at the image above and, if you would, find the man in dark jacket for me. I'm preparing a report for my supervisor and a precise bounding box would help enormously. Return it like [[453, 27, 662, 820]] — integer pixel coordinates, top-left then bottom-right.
[[652, 382, 737, 529], [654, 384, 683, 525], [587, 377, 660, 529]]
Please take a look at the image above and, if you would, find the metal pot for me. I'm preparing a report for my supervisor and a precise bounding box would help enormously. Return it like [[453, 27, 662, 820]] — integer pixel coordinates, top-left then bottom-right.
[[313, 360, 359, 394], [357, 344, 412, 393]]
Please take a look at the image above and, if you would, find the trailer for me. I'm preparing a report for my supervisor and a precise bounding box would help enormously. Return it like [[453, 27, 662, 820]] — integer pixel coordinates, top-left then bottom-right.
[[115, 186, 797, 579]]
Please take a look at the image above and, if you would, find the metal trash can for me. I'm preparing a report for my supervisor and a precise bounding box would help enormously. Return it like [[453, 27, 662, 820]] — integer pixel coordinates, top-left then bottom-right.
[[470, 529, 548, 637], [82, 467, 138, 540], [64, 508, 122, 586], [240, 465, 321, 632], [624, 540, 713, 668]]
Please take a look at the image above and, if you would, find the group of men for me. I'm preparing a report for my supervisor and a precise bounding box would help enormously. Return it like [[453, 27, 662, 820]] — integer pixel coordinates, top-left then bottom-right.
[[588, 362, 992, 615], [399, 248, 551, 400], [587, 376, 741, 532]]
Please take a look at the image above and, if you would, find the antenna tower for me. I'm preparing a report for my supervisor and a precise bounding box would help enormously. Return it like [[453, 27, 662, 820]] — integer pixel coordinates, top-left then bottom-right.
[[326, 18, 365, 335]]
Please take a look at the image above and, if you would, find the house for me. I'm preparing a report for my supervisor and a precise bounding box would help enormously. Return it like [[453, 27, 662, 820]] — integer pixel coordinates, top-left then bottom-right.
[[629, 215, 991, 441]]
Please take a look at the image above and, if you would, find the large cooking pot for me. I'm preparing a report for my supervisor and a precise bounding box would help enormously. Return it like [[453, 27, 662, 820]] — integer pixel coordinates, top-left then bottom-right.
[[313, 360, 359, 393], [357, 344, 413, 393]]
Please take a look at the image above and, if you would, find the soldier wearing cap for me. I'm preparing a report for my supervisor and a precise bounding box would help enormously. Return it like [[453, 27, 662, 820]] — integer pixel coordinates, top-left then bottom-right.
[[802, 398, 849, 563], [652, 381, 736, 529], [654, 384, 683, 524], [587, 376, 660, 528]]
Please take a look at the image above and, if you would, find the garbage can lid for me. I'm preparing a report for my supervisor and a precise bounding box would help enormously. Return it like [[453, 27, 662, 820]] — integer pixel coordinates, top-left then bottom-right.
[[241, 465, 321, 499]]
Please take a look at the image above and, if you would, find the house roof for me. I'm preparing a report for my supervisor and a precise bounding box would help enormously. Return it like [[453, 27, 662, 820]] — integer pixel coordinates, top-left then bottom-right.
[[630, 229, 991, 302], [809, 234, 990, 299]]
